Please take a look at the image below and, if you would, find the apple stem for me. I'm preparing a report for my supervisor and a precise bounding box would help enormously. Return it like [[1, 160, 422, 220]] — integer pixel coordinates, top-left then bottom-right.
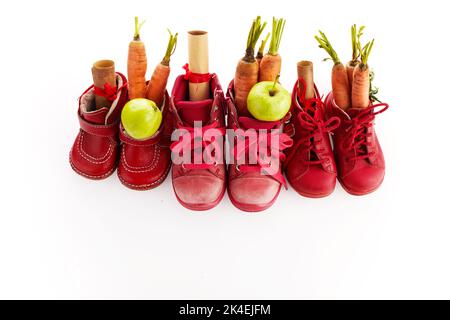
[[269, 74, 280, 96]]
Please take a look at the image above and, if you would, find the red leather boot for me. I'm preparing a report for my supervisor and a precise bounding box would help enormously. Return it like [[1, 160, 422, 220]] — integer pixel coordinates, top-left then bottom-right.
[[325, 93, 389, 195], [117, 91, 173, 190], [283, 81, 340, 198], [69, 73, 128, 179], [170, 74, 227, 211], [226, 81, 292, 212]]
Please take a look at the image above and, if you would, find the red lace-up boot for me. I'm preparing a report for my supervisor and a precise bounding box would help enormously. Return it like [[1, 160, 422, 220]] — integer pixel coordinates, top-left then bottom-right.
[[69, 73, 128, 179], [284, 81, 340, 198], [226, 81, 293, 212], [117, 91, 173, 190], [170, 74, 227, 211], [325, 92, 389, 195]]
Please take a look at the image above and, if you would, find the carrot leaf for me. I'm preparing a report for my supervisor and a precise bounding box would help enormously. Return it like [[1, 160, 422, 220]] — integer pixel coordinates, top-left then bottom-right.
[[162, 29, 178, 66], [256, 33, 270, 59], [315, 30, 340, 65], [359, 38, 375, 67], [244, 16, 267, 62], [268, 17, 286, 56], [369, 70, 381, 103], [134, 17, 146, 41], [351, 24, 365, 65]]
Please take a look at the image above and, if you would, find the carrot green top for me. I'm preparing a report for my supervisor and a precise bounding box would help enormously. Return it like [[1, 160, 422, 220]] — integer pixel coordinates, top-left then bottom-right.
[[133, 16, 146, 41], [315, 30, 341, 65], [359, 38, 375, 68], [268, 17, 286, 56], [351, 24, 365, 65], [256, 33, 270, 59], [244, 16, 267, 62], [162, 29, 178, 66]]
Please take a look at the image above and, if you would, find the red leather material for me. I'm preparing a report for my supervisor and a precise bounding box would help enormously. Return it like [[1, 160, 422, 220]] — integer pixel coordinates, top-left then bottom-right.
[[325, 92, 388, 195], [69, 73, 128, 180], [283, 83, 339, 198], [170, 74, 227, 211], [226, 81, 289, 212], [117, 91, 173, 190]]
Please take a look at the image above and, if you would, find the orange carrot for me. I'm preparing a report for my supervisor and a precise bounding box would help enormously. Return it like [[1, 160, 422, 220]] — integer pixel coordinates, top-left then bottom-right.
[[352, 39, 374, 109], [315, 30, 351, 110], [256, 33, 270, 66], [234, 16, 267, 116], [259, 17, 285, 82], [346, 24, 365, 89], [127, 17, 147, 99], [146, 30, 178, 107]]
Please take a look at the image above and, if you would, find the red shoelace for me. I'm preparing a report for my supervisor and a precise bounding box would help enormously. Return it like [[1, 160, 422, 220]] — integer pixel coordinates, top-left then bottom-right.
[[285, 80, 340, 167], [343, 103, 389, 160], [170, 121, 226, 170], [233, 117, 293, 188]]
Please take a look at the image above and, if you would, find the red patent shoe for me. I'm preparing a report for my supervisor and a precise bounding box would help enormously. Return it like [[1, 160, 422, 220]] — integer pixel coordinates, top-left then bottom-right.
[[69, 73, 128, 179], [325, 93, 389, 195], [284, 81, 340, 198], [117, 91, 173, 190]]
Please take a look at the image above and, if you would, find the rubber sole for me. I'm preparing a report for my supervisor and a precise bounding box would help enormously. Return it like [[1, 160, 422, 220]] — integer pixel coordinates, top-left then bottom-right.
[[338, 175, 385, 196], [118, 164, 172, 191]]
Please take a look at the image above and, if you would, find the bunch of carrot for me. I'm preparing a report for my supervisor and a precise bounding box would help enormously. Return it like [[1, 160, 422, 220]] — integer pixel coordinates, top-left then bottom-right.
[[127, 17, 178, 107], [234, 16, 286, 116], [315, 25, 375, 110]]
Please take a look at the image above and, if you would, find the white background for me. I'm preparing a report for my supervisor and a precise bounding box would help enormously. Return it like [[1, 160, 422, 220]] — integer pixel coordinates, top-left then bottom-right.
[[0, 0, 449, 299]]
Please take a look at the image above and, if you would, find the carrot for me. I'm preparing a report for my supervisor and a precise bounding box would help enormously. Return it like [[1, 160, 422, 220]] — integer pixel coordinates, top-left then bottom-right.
[[315, 30, 351, 110], [352, 38, 375, 109], [127, 17, 147, 99], [234, 16, 267, 116], [297, 61, 314, 100], [346, 24, 365, 89], [259, 17, 286, 82], [256, 33, 270, 66], [146, 30, 178, 107]]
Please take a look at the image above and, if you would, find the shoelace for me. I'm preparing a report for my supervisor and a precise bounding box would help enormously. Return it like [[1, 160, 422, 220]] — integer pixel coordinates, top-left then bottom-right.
[[343, 103, 389, 161], [285, 112, 340, 166], [284, 80, 340, 167], [233, 118, 293, 188], [170, 121, 226, 170]]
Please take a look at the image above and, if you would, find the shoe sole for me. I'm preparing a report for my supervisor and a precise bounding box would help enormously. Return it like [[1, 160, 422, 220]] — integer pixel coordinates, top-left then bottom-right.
[[69, 155, 116, 180], [338, 175, 385, 196], [118, 164, 172, 191]]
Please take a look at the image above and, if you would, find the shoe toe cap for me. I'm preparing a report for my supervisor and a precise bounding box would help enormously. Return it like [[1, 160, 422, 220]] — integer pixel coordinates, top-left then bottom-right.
[[289, 167, 336, 198], [341, 165, 385, 195], [173, 175, 225, 207]]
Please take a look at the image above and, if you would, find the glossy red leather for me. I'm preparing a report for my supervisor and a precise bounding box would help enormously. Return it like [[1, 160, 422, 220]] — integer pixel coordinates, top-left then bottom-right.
[[226, 81, 291, 212], [325, 92, 389, 195], [69, 73, 128, 180], [170, 74, 227, 211], [284, 82, 340, 198], [117, 91, 173, 190]]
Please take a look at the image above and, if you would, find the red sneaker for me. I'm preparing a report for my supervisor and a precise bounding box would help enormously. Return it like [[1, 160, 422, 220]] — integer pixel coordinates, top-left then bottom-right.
[[69, 73, 128, 180], [325, 92, 389, 195], [226, 81, 293, 212], [170, 74, 227, 211], [117, 91, 173, 190], [284, 81, 340, 198]]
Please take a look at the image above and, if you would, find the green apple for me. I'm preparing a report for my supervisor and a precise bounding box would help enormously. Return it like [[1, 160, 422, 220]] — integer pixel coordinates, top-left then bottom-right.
[[121, 98, 162, 140], [247, 81, 291, 121]]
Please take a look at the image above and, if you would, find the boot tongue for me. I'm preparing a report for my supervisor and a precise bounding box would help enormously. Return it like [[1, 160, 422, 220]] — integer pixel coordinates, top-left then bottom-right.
[[177, 99, 213, 126], [238, 116, 279, 130]]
